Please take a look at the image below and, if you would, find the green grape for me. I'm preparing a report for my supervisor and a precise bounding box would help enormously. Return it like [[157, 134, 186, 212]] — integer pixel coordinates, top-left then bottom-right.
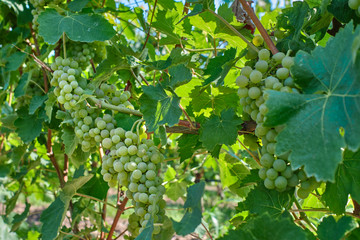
[[276, 68, 289, 80], [264, 178, 275, 189], [266, 168, 278, 180], [265, 76, 279, 89], [241, 66, 252, 77], [258, 168, 267, 180], [255, 60, 268, 73], [97, 120, 107, 130], [249, 70, 263, 83], [252, 34, 264, 47], [282, 56, 294, 69], [272, 52, 285, 63], [281, 166, 293, 179], [258, 49, 270, 61], [248, 87, 261, 99], [287, 174, 299, 187], [275, 176, 287, 189], [128, 145, 138, 155], [236, 75, 249, 87], [102, 138, 112, 149], [265, 129, 277, 142], [237, 88, 248, 98], [139, 193, 149, 203], [260, 153, 275, 168], [297, 170, 307, 181], [146, 170, 156, 180], [273, 159, 287, 172], [297, 187, 310, 199], [266, 142, 276, 155]]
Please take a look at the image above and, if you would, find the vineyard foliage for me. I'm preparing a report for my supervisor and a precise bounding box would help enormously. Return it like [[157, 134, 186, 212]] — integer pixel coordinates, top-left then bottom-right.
[[0, 0, 360, 239]]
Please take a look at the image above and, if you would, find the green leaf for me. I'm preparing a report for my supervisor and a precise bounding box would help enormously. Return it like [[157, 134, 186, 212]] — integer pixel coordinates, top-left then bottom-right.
[[152, 9, 181, 45], [5, 52, 27, 72], [1, 114, 17, 130], [327, 0, 360, 24], [68, 0, 90, 11], [40, 197, 70, 240], [61, 126, 78, 156], [77, 172, 109, 200], [218, 156, 238, 188], [264, 24, 360, 181], [135, 218, 154, 240], [156, 216, 175, 240], [177, 134, 201, 162], [323, 150, 360, 214], [14, 112, 43, 143], [0, 217, 18, 240], [317, 216, 357, 240], [11, 202, 30, 231], [139, 84, 182, 131], [38, 9, 116, 44], [200, 109, 242, 151], [114, 113, 141, 131], [219, 213, 308, 240], [29, 95, 48, 114], [237, 184, 294, 217], [203, 48, 238, 86], [166, 181, 187, 201], [45, 92, 57, 121], [69, 146, 90, 168], [62, 175, 93, 200], [11, 144, 27, 166], [164, 64, 192, 90], [172, 181, 205, 236], [14, 72, 30, 97]]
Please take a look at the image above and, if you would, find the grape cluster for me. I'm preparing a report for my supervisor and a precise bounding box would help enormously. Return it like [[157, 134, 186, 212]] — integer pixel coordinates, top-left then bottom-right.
[[349, 0, 360, 14], [67, 41, 106, 70], [50, 57, 84, 111], [100, 129, 166, 237], [237, 48, 321, 194]]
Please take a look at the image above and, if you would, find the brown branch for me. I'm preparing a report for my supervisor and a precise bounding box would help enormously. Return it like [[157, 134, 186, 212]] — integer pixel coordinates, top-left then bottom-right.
[[63, 153, 69, 183], [139, 73, 150, 86], [142, 0, 158, 51], [101, 0, 106, 7], [201, 222, 214, 240], [90, 59, 96, 73], [179, 104, 196, 129], [100, 193, 108, 240], [47, 130, 65, 187], [0, 134, 6, 152], [114, 228, 128, 240], [106, 197, 129, 240], [237, 138, 260, 166], [237, 0, 278, 54]]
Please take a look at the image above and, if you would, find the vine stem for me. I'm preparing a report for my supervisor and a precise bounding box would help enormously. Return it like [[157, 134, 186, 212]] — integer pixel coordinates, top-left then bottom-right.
[[47, 129, 65, 188], [201, 222, 214, 240], [293, 198, 317, 232], [237, 138, 261, 166], [106, 197, 129, 240], [88, 97, 143, 116], [63, 32, 67, 59], [142, 0, 158, 51], [236, 0, 278, 54], [206, 9, 259, 53], [75, 193, 117, 208]]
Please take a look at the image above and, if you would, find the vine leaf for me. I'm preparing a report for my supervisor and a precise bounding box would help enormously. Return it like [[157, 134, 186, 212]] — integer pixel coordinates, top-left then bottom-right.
[[218, 213, 310, 240], [237, 184, 294, 218], [40, 175, 92, 240], [317, 216, 357, 240], [37, 9, 115, 44], [172, 181, 205, 236], [323, 149, 360, 214], [264, 23, 360, 181], [29, 95, 48, 115], [14, 109, 44, 143], [200, 109, 242, 152], [177, 134, 201, 162], [135, 218, 154, 240], [61, 126, 77, 156], [139, 84, 182, 132]]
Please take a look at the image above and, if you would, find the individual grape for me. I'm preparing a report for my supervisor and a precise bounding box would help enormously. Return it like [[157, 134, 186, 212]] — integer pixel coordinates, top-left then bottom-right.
[[275, 176, 287, 189], [351, 0, 360, 9], [273, 159, 287, 172], [276, 68, 289, 80], [287, 174, 299, 187], [260, 153, 275, 168], [248, 87, 261, 99], [258, 49, 270, 61], [102, 138, 112, 149], [236, 75, 249, 87], [241, 66, 253, 77], [266, 168, 278, 180], [266, 142, 276, 155], [237, 88, 249, 98], [258, 168, 267, 180], [264, 178, 275, 189], [272, 52, 285, 63], [281, 166, 294, 179], [297, 170, 307, 181], [255, 60, 268, 73], [265, 129, 277, 142], [297, 187, 310, 199], [282, 56, 294, 69], [252, 34, 264, 46], [249, 70, 262, 83]]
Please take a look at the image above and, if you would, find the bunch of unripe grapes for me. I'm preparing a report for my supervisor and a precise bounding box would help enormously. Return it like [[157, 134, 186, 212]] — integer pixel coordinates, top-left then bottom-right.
[[349, 0, 360, 14], [67, 41, 106, 70], [236, 47, 321, 195], [94, 83, 133, 109], [50, 57, 85, 111], [101, 129, 166, 237]]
